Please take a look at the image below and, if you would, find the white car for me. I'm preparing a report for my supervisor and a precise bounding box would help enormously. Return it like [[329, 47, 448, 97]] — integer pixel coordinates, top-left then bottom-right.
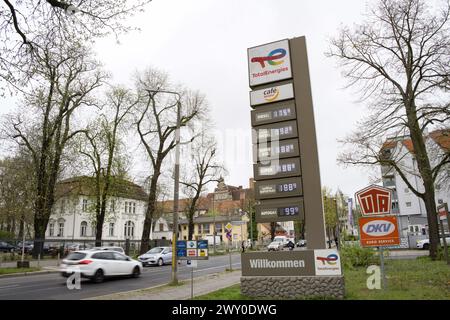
[[138, 247, 173, 266], [416, 235, 450, 250], [60, 250, 142, 283], [91, 246, 125, 254], [267, 241, 284, 251]]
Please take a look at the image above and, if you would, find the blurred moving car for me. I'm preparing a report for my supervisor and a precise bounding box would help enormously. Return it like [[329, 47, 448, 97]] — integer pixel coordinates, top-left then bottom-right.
[[0, 241, 19, 253], [416, 234, 450, 250], [91, 246, 125, 254], [138, 247, 172, 266], [60, 250, 142, 283], [267, 241, 284, 251]]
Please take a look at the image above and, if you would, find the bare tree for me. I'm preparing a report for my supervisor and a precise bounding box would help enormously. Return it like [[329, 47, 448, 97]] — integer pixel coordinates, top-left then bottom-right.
[[0, 0, 151, 95], [181, 134, 225, 240], [1, 30, 106, 257], [327, 0, 450, 259], [78, 86, 137, 246], [133, 68, 206, 253]]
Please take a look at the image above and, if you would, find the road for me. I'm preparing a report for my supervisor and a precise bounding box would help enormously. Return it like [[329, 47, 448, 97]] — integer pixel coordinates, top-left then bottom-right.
[[0, 254, 241, 300]]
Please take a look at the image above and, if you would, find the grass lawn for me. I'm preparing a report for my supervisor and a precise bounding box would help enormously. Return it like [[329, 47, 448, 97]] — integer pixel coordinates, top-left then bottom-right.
[[194, 257, 450, 300], [0, 267, 41, 275]]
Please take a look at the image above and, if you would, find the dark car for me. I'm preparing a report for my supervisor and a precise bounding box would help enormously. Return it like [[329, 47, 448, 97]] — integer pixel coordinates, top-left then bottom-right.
[[0, 241, 19, 253], [17, 241, 34, 254]]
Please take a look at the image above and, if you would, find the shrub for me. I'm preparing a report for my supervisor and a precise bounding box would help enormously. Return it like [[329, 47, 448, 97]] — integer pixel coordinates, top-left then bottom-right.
[[0, 231, 14, 239], [340, 245, 377, 269]]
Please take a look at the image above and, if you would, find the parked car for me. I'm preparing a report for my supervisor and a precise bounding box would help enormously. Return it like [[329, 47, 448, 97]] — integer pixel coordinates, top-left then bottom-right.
[[60, 250, 142, 283], [138, 247, 172, 266], [267, 241, 284, 251], [273, 236, 290, 247], [0, 241, 19, 253], [296, 239, 307, 247], [417, 234, 450, 250], [17, 241, 34, 253], [91, 246, 125, 254], [64, 243, 93, 255]]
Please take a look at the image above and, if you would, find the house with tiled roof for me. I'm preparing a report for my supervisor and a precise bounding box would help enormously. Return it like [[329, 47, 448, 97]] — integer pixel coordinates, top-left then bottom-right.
[[380, 129, 450, 238], [47, 176, 148, 242]]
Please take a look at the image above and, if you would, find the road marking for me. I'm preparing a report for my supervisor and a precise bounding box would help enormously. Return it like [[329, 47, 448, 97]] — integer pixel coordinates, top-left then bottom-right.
[[0, 284, 19, 290]]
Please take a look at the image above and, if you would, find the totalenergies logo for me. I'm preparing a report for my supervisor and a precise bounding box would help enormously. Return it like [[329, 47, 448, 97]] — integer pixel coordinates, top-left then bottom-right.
[[251, 48, 286, 68], [263, 87, 279, 102], [316, 254, 338, 265]]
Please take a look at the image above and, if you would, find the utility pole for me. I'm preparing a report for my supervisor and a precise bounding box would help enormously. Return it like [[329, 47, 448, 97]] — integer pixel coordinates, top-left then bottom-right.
[[147, 89, 181, 285], [171, 97, 181, 285]]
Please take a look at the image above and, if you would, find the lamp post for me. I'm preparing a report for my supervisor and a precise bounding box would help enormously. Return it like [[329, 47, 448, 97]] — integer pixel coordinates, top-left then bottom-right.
[[146, 89, 181, 285], [333, 198, 341, 250]]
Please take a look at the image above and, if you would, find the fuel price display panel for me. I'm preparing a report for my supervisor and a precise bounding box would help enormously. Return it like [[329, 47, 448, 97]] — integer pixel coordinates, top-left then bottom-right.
[[256, 197, 305, 223]]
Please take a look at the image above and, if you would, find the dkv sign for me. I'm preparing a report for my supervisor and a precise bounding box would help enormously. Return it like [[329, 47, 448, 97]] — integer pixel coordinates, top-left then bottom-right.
[[359, 216, 400, 247]]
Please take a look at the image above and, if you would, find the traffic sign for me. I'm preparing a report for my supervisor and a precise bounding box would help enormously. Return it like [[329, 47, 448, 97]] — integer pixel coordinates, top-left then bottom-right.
[[226, 231, 232, 241], [438, 203, 448, 221], [355, 185, 392, 216], [225, 223, 233, 232], [359, 216, 400, 247]]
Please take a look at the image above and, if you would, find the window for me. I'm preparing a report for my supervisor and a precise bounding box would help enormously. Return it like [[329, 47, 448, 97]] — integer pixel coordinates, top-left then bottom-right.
[[159, 223, 164, 231], [110, 200, 116, 213], [203, 223, 210, 234], [109, 223, 114, 237], [406, 202, 412, 207], [57, 219, 65, 237], [215, 223, 223, 233], [80, 221, 88, 237], [124, 202, 136, 214], [82, 199, 88, 212], [392, 202, 398, 209], [113, 252, 128, 261], [49, 222, 54, 237], [183, 226, 187, 231], [124, 221, 135, 238]]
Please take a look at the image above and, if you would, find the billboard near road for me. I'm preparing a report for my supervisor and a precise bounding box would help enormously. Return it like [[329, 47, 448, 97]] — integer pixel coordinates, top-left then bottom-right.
[[248, 39, 292, 86], [359, 216, 400, 247]]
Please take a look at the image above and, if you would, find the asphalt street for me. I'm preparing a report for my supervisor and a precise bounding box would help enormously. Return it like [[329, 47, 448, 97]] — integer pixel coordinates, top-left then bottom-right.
[[0, 253, 241, 300]]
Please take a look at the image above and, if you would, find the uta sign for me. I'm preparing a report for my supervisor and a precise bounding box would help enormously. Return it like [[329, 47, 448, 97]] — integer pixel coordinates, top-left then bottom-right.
[[355, 185, 392, 216]]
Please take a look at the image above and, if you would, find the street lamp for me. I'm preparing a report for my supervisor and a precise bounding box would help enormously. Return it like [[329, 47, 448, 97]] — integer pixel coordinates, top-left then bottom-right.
[[146, 89, 181, 285]]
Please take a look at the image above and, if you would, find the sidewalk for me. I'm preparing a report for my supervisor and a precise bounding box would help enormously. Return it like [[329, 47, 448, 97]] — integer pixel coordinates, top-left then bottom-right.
[[88, 270, 242, 300], [0, 259, 60, 269]]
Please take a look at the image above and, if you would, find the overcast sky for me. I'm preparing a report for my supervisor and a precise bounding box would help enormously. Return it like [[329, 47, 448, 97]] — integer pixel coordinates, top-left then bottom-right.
[[0, 0, 379, 198]]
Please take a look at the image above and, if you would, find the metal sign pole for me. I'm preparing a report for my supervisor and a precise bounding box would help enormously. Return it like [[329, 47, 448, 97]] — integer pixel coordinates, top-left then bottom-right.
[[379, 246, 386, 290], [191, 266, 194, 299], [439, 216, 449, 265]]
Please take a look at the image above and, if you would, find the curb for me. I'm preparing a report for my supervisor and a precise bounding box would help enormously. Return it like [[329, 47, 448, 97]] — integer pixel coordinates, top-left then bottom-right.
[[0, 269, 59, 279], [87, 269, 242, 300]]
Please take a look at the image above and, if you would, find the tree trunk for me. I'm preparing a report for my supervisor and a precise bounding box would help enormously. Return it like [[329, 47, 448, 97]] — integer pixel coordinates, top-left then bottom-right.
[[270, 222, 276, 241], [188, 214, 195, 241], [422, 192, 439, 259], [140, 168, 160, 254], [406, 102, 440, 259]]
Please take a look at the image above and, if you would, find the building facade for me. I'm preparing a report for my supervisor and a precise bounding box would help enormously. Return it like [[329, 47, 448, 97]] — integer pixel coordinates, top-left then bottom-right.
[[47, 177, 148, 242], [381, 129, 450, 237]]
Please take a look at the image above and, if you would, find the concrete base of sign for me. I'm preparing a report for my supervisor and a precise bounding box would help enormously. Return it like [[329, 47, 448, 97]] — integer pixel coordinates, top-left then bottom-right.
[[240, 276, 345, 299]]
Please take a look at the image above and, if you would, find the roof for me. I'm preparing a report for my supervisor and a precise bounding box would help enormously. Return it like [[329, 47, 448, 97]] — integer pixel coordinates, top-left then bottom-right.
[[382, 129, 450, 154], [56, 176, 148, 201]]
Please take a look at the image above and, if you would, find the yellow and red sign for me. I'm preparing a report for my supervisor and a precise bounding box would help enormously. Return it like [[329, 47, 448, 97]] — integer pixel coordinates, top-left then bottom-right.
[[359, 216, 400, 247]]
